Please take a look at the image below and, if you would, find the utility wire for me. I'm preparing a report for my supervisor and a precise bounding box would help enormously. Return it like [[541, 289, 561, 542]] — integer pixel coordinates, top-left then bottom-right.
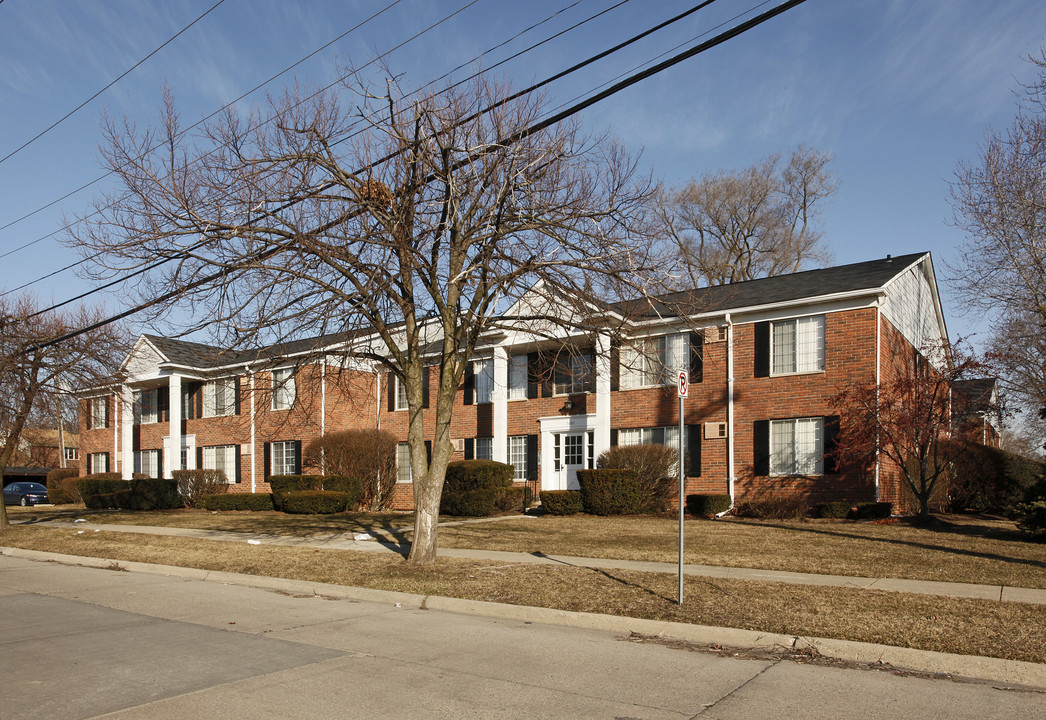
[[1, 0, 624, 287], [33, 0, 809, 351], [0, 0, 229, 168]]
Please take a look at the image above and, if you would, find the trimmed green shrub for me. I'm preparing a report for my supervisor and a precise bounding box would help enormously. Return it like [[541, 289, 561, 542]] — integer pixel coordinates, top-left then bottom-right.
[[46, 467, 80, 504], [853, 501, 892, 519], [812, 501, 855, 519], [541, 490, 583, 515], [76, 476, 180, 510], [127, 478, 181, 510], [440, 488, 502, 516], [576, 468, 645, 515], [496, 487, 526, 513], [280, 490, 349, 514], [303, 429, 397, 509], [598, 444, 677, 512], [440, 460, 518, 517], [320, 475, 365, 510], [944, 441, 1045, 513], [78, 475, 128, 509], [734, 493, 809, 519], [199, 493, 275, 511], [1015, 501, 1046, 538], [686, 494, 731, 517], [268, 475, 323, 510], [444, 460, 515, 492], [173, 469, 229, 508]]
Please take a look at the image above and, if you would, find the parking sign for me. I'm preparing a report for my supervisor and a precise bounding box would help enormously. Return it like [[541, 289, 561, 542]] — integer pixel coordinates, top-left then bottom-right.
[[678, 370, 688, 398]]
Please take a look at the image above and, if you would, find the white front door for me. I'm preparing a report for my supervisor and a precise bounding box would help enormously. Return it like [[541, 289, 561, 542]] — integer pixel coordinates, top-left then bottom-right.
[[551, 431, 593, 491]]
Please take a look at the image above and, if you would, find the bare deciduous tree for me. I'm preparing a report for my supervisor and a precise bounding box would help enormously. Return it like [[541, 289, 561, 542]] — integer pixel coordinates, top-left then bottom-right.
[[658, 145, 836, 287], [69, 74, 662, 564], [951, 49, 1046, 421], [0, 296, 127, 528]]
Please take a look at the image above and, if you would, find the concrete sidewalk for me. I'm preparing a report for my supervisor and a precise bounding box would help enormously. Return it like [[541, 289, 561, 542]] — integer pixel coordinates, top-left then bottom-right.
[[23, 518, 1046, 606]]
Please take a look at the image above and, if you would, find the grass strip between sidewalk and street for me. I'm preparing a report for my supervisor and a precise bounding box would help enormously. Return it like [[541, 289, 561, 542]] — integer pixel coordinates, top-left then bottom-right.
[[2, 525, 1044, 665]]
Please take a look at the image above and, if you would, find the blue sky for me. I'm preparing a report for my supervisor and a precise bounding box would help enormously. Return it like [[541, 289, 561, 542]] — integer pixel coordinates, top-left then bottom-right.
[[2, 0, 1045, 345]]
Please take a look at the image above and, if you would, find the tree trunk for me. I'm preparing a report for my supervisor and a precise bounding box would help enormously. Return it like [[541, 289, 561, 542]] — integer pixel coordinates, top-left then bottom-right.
[[408, 474, 440, 565]]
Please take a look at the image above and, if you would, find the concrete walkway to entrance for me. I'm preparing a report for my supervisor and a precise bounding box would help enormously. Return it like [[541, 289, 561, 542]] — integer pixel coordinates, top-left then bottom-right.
[[24, 518, 1046, 606]]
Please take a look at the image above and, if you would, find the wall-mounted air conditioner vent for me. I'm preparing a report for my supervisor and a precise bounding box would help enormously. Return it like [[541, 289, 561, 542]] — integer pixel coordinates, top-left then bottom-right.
[[451, 438, 465, 452], [704, 422, 728, 439], [705, 326, 728, 343]]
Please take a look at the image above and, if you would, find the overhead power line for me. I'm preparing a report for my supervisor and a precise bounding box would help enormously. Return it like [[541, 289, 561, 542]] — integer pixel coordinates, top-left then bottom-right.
[[33, 0, 809, 352], [0, 0, 229, 169]]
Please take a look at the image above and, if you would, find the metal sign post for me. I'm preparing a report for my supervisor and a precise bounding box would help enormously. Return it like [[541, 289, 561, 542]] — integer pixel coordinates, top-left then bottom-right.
[[677, 369, 688, 606]]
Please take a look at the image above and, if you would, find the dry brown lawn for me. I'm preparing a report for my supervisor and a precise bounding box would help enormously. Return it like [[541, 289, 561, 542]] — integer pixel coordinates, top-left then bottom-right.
[[2, 524, 1043, 665]]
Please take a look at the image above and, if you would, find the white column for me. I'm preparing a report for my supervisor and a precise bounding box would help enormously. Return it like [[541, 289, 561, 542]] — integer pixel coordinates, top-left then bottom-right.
[[120, 387, 133, 480], [249, 371, 257, 492], [492, 347, 508, 463], [594, 334, 612, 457], [167, 374, 182, 478]]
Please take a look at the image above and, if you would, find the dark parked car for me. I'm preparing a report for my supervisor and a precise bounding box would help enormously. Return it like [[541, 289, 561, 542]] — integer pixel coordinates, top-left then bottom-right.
[[3, 482, 49, 506]]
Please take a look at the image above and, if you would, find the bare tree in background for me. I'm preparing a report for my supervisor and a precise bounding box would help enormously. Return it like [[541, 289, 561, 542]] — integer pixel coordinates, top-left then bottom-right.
[[0, 296, 127, 528], [951, 49, 1046, 425], [659, 145, 836, 287], [68, 73, 662, 564]]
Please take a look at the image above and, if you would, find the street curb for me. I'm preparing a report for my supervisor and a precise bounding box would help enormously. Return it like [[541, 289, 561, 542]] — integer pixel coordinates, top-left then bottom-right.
[[4, 545, 1044, 690]]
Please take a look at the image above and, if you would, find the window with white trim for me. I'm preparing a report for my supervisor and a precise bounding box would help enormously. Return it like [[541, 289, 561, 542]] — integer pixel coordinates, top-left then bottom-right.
[[89, 452, 109, 473], [272, 368, 295, 410], [474, 359, 493, 404], [203, 378, 236, 417], [554, 352, 594, 395], [617, 426, 680, 447], [621, 335, 687, 388], [770, 418, 824, 475], [771, 316, 824, 375], [475, 437, 493, 461], [396, 442, 412, 483], [202, 445, 237, 481], [508, 435, 528, 481], [134, 449, 160, 478], [90, 397, 107, 429], [270, 440, 298, 476], [134, 389, 159, 425], [394, 375, 407, 411], [508, 355, 527, 400], [64, 447, 78, 461]]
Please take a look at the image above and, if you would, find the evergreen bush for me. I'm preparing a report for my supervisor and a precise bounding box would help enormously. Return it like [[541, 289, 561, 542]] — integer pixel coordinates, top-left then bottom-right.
[[541, 490, 583, 515], [686, 494, 731, 517], [280, 490, 350, 514], [576, 468, 644, 515]]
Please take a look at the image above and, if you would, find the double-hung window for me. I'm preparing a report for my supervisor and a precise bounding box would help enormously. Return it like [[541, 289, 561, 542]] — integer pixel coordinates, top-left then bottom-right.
[[508, 355, 527, 400], [203, 378, 236, 417], [64, 447, 78, 462], [134, 449, 161, 478], [617, 426, 680, 447], [134, 389, 158, 425], [770, 418, 824, 475], [554, 352, 594, 395], [772, 316, 824, 375], [508, 435, 528, 481], [396, 442, 412, 483], [89, 452, 109, 473], [202, 445, 237, 481], [270, 440, 298, 476], [272, 368, 295, 410], [473, 359, 494, 404], [90, 397, 108, 429], [621, 335, 687, 388], [474, 437, 493, 461]]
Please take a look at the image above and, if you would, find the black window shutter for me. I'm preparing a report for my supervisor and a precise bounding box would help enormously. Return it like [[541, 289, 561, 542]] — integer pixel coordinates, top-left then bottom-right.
[[103, 452, 110, 473], [196, 446, 204, 470], [464, 363, 475, 405], [526, 435, 538, 481], [753, 420, 770, 476], [87, 454, 92, 474], [690, 333, 704, 384], [610, 341, 620, 392], [422, 367, 430, 409], [526, 352, 539, 399], [104, 398, 110, 428], [386, 372, 396, 411], [234, 376, 242, 415], [464, 438, 474, 460], [687, 424, 701, 477], [157, 449, 164, 479], [235, 446, 242, 483], [424, 440, 432, 464], [263, 442, 271, 479], [294, 440, 302, 475], [754, 322, 771, 378], [195, 385, 203, 419], [610, 429, 618, 447], [823, 415, 841, 473]]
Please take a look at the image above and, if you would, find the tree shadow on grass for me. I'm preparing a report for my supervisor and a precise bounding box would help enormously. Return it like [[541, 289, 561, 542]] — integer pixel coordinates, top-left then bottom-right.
[[729, 516, 1046, 574], [531, 551, 677, 603]]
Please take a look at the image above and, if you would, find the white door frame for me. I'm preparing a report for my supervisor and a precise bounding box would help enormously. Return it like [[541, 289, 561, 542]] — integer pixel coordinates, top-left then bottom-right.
[[539, 414, 597, 491]]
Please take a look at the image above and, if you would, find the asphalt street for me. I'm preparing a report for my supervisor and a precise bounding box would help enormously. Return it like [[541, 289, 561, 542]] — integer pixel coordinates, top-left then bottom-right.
[[1, 554, 1043, 719]]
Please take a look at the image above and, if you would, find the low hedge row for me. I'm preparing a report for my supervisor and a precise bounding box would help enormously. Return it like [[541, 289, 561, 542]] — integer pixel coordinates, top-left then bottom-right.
[[268, 475, 363, 512], [280, 490, 351, 514], [198, 493, 275, 511], [812, 501, 893, 520], [440, 460, 520, 517], [46, 468, 80, 504], [576, 468, 645, 515], [686, 494, 731, 516], [77, 476, 181, 510], [541, 490, 583, 515]]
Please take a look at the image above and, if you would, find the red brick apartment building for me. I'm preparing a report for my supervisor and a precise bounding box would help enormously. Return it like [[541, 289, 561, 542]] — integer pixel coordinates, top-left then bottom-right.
[[78, 252, 983, 512]]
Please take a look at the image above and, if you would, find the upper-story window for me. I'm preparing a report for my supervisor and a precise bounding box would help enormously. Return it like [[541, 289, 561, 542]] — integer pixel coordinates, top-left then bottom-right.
[[621, 334, 687, 389], [272, 368, 295, 410], [508, 355, 527, 400], [134, 389, 159, 425], [474, 359, 494, 404], [203, 378, 236, 417], [772, 316, 824, 375], [90, 396, 108, 429], [554, 352, 594, 395]]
